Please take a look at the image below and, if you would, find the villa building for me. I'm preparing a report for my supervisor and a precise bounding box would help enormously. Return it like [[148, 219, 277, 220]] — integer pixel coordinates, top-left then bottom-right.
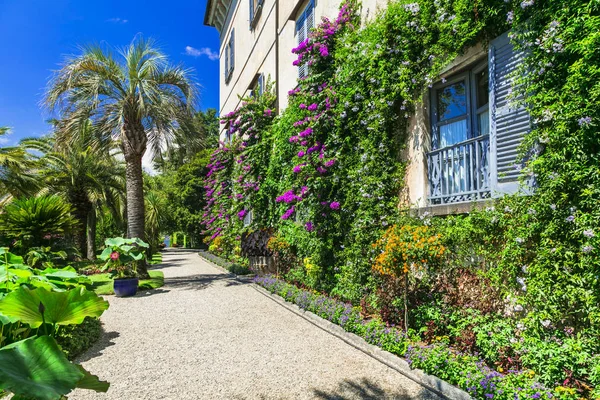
[[204, 0, 530, 213]]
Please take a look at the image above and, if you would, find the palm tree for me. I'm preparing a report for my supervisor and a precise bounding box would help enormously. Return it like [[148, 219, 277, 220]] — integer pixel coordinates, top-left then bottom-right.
[[22, 122, 125, 260], [45, 37, 197, 275], [0, 127, 37, 202]]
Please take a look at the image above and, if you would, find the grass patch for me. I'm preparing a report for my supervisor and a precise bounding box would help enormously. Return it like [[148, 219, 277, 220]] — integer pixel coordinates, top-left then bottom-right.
[[88, 270, 164, 295], [149, 252, 163, 265]]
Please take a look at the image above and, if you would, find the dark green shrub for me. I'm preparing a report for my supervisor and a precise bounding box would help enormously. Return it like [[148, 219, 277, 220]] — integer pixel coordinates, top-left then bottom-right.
[[55, 317, 102, 360]]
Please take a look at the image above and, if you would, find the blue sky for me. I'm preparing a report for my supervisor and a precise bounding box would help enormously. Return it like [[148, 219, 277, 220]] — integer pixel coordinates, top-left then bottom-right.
[[0, 0, 220, 146]]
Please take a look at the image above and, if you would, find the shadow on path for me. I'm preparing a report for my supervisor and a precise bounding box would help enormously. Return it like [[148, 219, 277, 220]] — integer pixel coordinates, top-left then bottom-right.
[[313, 378, 435, 400], [77, 328, 120, 363], [163, 273, 249, 291]]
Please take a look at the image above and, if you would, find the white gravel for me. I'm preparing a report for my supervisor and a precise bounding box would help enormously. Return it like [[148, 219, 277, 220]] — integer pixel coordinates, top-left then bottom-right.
[[71, 249, 440, 400]]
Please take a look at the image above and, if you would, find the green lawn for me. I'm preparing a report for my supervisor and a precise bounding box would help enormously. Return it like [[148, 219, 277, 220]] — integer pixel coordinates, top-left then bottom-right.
[[149, 252, 163, 265], [88, 270, 164, 295]]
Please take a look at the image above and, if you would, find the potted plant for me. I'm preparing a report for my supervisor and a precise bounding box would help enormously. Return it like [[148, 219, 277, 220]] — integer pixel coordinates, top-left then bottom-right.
[[99, 237, 149, 297]]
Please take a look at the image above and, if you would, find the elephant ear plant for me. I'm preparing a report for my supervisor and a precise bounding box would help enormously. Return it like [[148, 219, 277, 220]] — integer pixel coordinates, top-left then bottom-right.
[[99, 237, 149, 279], [0, 248, 110, 399]]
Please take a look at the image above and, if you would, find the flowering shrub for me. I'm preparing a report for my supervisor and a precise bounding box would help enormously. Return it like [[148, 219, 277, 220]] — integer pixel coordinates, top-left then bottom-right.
[[372, 225, 446, 276], [407, 344, 558, 400]]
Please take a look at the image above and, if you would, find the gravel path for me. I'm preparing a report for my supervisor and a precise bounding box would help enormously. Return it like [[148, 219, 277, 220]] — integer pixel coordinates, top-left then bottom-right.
[[71, 249, 440, 400]]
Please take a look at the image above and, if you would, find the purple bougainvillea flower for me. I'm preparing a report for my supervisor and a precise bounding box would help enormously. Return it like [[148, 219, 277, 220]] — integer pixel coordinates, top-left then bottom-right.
[[325, 159, 336, 167], [289, 136, 299, 143], [281, 206, 295, 220], [276, 190, 301, 204], [330, 202, 341, 210], [264, 109, 272, 117], [293, 164, 305, 174], [299, 103, 307, 109], [238, 209, 247, 220], [299, 127, 313, 137], [308, 103, 318, 111], [305, 221, 314, 232], [298, 151, 306, 158]]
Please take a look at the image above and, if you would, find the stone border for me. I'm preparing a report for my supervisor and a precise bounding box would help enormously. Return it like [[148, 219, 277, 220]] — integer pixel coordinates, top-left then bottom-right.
[[197, 252, 471, 400], [197, 251, 254, 281]]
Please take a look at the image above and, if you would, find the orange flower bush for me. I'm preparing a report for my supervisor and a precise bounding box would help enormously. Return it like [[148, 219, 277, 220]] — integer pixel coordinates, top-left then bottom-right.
[[372, 225, 446, 278]]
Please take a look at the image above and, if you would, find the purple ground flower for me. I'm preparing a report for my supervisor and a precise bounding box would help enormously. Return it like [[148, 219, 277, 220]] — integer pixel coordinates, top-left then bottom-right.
[[578, 116, 592, 126]]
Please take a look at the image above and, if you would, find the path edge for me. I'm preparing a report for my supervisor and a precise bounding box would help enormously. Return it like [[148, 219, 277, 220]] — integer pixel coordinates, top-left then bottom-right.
[[196, 252, 472, 400]]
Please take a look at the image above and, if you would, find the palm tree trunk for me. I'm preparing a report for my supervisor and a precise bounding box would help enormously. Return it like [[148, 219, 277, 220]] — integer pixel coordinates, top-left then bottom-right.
[[69, 192, 90, 259], [124, 150, 149, 278], [87, 208, 97, 260]]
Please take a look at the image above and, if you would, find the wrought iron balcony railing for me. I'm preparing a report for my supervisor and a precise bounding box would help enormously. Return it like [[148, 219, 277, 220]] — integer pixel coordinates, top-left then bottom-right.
[[427, 135, 491, 205]]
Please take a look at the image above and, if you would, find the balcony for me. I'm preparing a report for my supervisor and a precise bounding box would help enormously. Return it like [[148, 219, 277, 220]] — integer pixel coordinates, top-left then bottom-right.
[[427, 135, 491, 205]]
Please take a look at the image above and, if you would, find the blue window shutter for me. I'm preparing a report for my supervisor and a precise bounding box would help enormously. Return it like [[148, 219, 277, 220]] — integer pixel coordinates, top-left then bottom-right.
[[224, 44, 229, 81], [489, 31, 530, 195], [249, 0, 254, 29], [230, 29, 235, 74]]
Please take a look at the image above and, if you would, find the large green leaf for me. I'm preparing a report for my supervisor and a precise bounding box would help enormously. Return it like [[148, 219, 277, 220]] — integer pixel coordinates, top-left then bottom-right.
[[0, 336, 109, 400], [0, 286, 109, 328], [104, 237, 125, 247], [0, 248, 24, 265]]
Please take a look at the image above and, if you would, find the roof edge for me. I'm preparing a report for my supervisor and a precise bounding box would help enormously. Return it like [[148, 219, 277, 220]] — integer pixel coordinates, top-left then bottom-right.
[[204, 0, 215, 27]]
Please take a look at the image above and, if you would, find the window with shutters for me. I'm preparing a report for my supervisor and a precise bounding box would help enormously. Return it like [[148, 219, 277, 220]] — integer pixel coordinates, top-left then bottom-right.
[[295, 0, 315, 79], [224, 29, 235, 84], [249, 0, 263, 29], [426, 31, 530, 205]]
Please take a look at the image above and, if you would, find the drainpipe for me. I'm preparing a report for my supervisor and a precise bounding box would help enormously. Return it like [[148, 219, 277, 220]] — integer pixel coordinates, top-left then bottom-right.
[[275, 0, 280, 114]]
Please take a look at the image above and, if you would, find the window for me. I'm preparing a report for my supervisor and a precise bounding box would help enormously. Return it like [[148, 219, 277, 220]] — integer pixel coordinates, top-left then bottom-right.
[[428, 63, 490, 205], [431, 64, 489, 150], [224, 29, 235, 83], [249, 0, 264, 29], [295, 0, 315, 78]]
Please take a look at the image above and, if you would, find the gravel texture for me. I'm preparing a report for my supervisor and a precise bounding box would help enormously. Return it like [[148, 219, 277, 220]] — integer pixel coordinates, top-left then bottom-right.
[[71, 249, 441, 400]]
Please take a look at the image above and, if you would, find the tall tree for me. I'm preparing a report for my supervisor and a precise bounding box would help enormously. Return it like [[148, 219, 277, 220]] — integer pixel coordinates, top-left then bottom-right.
[[22, 122, 125, 259], [45, 37, 197, 275]]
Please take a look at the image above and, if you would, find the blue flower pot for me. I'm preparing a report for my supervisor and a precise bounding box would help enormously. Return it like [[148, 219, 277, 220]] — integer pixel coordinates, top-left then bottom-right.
[[114, 278, 139, 297]]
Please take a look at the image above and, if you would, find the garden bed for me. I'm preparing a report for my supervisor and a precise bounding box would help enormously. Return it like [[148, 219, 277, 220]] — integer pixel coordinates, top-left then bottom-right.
[[198, 251, 251, 275], [254, 275, 565, 400]]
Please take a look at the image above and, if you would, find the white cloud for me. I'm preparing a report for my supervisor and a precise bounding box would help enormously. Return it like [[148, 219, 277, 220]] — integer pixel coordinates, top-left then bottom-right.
[[184, 46, 219, 61], [106, 18, 128, 24]]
